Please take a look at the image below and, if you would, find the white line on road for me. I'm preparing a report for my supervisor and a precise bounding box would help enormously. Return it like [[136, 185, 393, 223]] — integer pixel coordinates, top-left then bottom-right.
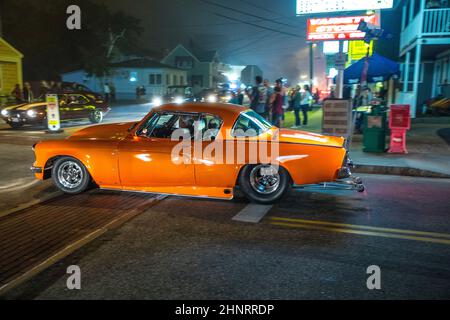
[[0, 179, 39, 192], [232, 204, 273, 223]]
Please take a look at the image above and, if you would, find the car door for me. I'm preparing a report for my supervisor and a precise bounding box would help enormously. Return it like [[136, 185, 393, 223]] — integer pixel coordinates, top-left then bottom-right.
[[64, 94, 91, 120], [117, 112, 196, 189], [192, 113, 237, 188]]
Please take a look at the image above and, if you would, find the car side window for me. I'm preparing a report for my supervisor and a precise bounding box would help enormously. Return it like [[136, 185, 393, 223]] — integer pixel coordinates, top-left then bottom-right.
[[200, 114, 223, 141], [231, 114, 260, 137], [138, 112, 198, 139]]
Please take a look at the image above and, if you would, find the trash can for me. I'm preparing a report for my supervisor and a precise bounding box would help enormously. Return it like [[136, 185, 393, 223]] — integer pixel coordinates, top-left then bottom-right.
[[363, 105, 387, 153]]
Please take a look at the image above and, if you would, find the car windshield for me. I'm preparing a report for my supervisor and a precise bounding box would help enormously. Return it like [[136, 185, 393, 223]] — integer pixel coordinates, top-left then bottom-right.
[[231, 110, 273, 137]]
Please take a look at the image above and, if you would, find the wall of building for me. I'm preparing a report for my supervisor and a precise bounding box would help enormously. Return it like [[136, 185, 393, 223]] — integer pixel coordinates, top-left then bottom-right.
[[62, 67, 187, 100]]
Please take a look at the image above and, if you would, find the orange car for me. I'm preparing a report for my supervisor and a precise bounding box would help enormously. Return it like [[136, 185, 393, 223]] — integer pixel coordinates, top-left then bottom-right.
[[31, 103, 363, 203]]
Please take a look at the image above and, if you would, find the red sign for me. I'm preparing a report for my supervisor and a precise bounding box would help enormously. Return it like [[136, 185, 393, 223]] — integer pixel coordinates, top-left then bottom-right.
[[389, 105, 411, 130], [307, 15, 379, 41]]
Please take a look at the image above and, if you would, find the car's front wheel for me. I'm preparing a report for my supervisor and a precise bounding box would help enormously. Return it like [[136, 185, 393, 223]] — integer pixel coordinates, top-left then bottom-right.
[[52, 157, 92, 194], [238, 164, 290, 204], [8, 122, 23, 129], [89, 110, 103, 124]]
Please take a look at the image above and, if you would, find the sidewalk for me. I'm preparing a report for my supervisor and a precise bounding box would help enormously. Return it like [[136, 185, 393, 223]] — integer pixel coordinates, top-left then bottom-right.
[[282, 110, 450, 178]]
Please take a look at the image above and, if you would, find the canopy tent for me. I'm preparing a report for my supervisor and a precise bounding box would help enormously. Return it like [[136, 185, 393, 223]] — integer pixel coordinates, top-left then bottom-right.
[[343, 53, 400, 85]]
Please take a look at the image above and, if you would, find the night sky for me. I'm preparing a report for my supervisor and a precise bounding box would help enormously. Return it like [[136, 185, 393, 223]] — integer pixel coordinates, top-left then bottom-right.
[[96, 0, 312, 83]]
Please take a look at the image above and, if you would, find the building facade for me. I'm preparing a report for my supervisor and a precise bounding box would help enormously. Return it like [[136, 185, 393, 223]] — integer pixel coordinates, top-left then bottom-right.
[[240, 65, 263, 86], [397, 0, 450, 116], [0, 37, 23, 99], [61, 59, 187, 100], [161, 44, 222, 91]]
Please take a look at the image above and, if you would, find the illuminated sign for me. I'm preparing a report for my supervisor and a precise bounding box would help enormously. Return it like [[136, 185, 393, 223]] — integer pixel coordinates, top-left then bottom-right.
[[297, 0, 393, 15], [323, 41, 349, 55], [46, 94, 61, 131], [349, 40, 374, 61], [307, 15, 379, 41]]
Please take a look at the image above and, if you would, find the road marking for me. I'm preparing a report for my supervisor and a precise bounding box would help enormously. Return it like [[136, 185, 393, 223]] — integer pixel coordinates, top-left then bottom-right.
[[269, 217, 450, 245], [232, 204, 273, 223], [269, 217, 450, 239], [0, 179, 39, 192]]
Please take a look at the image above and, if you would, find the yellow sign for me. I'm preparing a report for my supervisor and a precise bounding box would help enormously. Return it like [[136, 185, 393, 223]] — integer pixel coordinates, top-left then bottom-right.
[[349, 41, 373, 62]]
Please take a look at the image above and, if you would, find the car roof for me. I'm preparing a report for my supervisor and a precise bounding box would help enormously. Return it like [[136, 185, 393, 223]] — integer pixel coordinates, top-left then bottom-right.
[[153, 102, 247, 117]]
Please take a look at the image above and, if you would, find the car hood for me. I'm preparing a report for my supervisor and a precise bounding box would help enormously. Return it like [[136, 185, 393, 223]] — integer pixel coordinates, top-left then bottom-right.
[[2, 102, 47, 111], [68, 122, 136, 141], [276, 129, 345, 148]]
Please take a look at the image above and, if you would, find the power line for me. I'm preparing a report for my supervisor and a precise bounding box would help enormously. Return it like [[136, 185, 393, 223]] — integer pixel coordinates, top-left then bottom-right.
[[212, 12, 304, 39], [199, 0, 298, 29]]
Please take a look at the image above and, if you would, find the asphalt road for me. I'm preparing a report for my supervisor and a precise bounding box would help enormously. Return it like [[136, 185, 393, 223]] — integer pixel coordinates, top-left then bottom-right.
[[3, 174, 450, 300], [1, 103, 450, 300]]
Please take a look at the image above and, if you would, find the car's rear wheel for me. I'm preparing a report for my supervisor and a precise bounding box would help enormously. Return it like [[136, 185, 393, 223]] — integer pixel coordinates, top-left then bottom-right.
[[52, 157, 91, 194], [238, 164, 290, 204], [89, 110, 103, 124]]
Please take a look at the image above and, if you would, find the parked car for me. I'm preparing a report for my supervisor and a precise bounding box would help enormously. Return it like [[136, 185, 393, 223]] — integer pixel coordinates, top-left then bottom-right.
[[31, 103, 363, 203], [0, 93, 110, 128]]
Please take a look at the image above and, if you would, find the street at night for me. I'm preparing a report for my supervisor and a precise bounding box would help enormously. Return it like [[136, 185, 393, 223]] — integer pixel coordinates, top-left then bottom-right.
[[0, 0, 449, 314]]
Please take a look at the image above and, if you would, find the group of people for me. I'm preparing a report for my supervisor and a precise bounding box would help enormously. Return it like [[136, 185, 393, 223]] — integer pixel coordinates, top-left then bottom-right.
[[244, 76, 313, 128]]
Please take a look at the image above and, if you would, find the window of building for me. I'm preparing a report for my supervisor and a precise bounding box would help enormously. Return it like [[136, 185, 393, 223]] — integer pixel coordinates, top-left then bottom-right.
[[166, 74, 170, 86], [175, 56, 194, 69], [173, 75, 177, 86], [149, 74, 162, 85], [180, 76, 184, 85]]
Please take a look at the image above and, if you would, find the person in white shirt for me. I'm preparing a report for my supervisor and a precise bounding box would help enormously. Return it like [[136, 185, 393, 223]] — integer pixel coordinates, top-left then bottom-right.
[[300, 85, 312, 126]]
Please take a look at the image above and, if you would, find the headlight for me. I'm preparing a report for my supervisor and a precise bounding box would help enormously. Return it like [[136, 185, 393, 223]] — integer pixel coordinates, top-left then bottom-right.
[[207, 95, 217, 103], [1, 109, 8, 116], [174, 97, 184, 104], [152, 97, 163, 107], [27, 109, 37, 117]]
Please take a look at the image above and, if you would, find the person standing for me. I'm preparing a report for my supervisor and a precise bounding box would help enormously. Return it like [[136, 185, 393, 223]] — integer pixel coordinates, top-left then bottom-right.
[[270, 86, 284, 128], [103, 82, 111, 103], [11, 84, 23, 103], [247, 76, 267, 118], [300, 84, 312, 126], [292, 85, 302, 128], [110, 83, 116, 102], [23, 82, 34, 102], [236, 89, 244, 105], [263, 79, 273, 121]]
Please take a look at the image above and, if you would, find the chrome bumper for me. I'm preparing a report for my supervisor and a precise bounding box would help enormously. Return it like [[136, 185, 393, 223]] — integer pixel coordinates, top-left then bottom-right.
[[30, 166, 43, 174], [293, 154, 365, 193]]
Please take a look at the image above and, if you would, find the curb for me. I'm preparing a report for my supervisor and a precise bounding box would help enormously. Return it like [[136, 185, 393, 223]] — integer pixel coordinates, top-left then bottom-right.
[[354, 164, 450, 179], [0, 194, 167, 296]]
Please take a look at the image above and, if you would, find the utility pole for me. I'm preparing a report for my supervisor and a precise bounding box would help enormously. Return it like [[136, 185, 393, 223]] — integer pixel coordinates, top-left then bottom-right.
[[309, 42, 314, 90]]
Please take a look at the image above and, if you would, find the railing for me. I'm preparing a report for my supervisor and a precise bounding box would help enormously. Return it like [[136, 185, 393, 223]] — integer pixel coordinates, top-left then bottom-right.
[[423, 8, 450, 34], [400, 13, 422, 50], [400, 8, 450, 51]]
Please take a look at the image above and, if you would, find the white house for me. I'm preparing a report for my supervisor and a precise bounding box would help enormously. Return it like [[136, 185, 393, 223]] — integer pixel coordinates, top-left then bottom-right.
[[161, 44, 223, 92], [61, 59, 187, 100]]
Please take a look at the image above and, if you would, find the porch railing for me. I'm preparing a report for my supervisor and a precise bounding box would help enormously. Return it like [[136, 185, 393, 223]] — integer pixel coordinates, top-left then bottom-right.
[[423, 8, 450, 35]]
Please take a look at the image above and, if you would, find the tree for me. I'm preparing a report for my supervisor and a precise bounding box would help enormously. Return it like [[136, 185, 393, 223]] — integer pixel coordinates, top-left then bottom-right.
[[2, 0, 143, 79]]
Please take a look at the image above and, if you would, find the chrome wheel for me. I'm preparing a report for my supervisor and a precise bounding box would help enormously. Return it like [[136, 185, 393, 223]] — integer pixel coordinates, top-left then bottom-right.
[[57, 161, 83, 189], [249, 164, 281, 195], [90, 110, 103, 123]]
